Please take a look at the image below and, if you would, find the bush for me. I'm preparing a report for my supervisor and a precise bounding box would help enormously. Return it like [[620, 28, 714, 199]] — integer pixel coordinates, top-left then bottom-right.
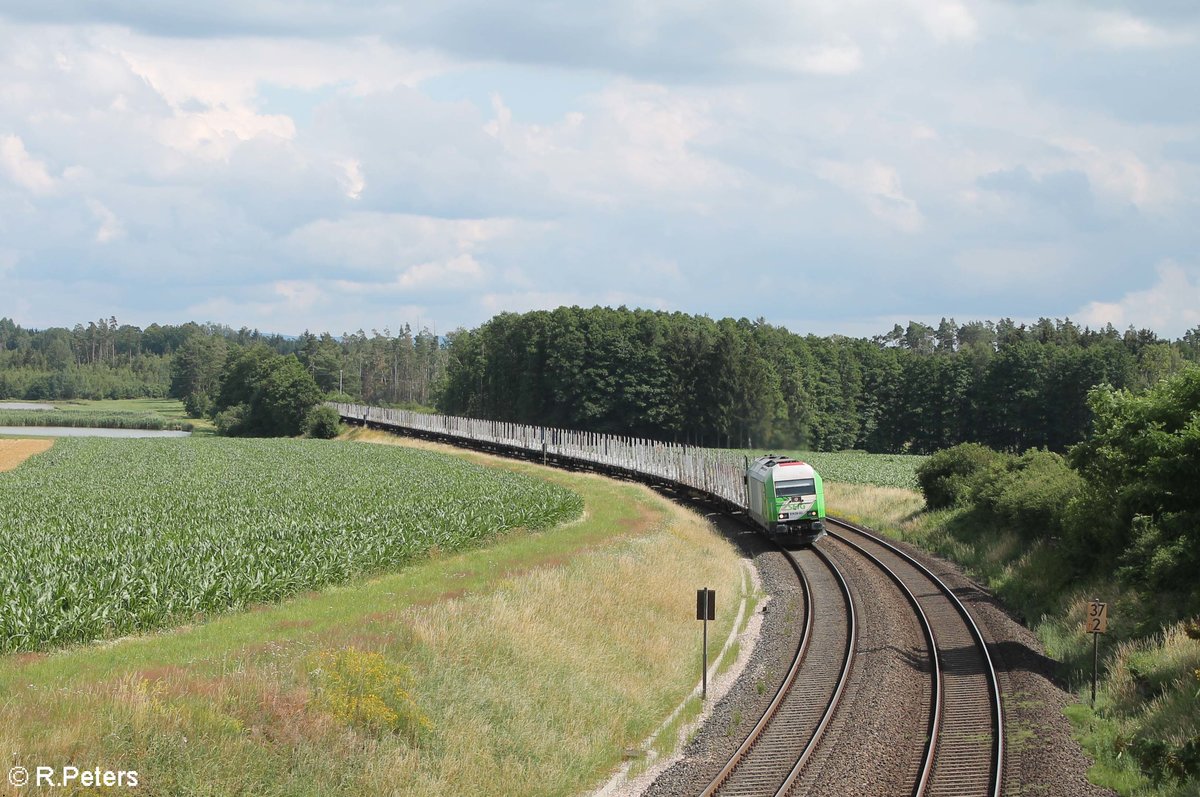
[[183, 391, 211, 419], [306, 405, 343, 439], [214, 403, 248, 436], [916, 442, 1005, 509], [973, 449, 1083, 535]]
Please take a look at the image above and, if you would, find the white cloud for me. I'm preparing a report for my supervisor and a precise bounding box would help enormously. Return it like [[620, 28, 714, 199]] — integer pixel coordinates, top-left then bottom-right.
[[2, 5, 1199, 337], [284, 213, 528, 272], [397, 254, 485, 289], [338, 158, 365, 199], [1087, 12, 1194, 49], [1076, 262, 1200, 336], [741, 41, 863, 76], [911, 0, 979, 43], [815, 159, 925, 233], [0, 134, 56, 194], [86, 199, 124, 243]]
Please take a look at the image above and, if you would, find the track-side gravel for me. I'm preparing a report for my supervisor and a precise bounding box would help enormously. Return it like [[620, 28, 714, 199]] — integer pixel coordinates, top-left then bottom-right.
[[780, 535, 930, 797], [709, 546, 853, 796]]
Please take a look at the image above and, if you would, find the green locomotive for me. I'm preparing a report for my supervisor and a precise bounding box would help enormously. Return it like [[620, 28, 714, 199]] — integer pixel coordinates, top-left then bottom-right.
[[744, 454, 826, 544]]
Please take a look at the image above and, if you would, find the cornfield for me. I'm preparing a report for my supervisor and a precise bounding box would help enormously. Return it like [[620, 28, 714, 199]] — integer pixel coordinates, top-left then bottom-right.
[[739, 449, 927, 490], [0, 437, 582, 652]]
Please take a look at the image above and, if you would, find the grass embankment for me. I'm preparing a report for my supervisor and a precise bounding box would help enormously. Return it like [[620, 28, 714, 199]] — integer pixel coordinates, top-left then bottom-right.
[[0, 430, 744, 796], [826, 482, 1200, 797]]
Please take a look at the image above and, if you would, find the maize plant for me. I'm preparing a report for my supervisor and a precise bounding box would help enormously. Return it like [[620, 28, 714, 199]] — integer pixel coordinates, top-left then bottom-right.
[[0, 437, 582, 652]]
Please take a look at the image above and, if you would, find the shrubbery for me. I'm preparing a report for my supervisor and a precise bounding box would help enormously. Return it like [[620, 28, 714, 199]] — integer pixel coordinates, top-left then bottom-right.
[[917, 368, 1199, 619], [971, 449, 1083, 536], [306, 405, 342, 439], [209, 346, 323, 437], [915, 442, 1004, 509]]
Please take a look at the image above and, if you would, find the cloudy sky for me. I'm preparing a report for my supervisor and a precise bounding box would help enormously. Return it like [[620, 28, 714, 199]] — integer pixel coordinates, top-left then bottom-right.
[[1, 1, 1198, 338]]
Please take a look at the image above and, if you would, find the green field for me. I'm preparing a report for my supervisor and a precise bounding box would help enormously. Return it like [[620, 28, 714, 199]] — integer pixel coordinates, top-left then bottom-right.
[[0, 437, 582, 652], [740, 448, 928, 490]]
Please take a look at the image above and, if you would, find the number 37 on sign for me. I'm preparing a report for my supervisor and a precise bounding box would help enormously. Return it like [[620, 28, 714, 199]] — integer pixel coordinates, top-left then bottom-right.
[[1086, 600, 1109, 633]]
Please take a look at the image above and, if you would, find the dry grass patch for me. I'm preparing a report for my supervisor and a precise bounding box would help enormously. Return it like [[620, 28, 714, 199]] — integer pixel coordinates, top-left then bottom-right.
[[0, 437, 53, 471], [824, 481, 925, 531]]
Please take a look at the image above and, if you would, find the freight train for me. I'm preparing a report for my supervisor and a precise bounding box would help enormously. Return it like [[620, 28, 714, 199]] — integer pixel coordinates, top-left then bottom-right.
[[744, 455, 826, 544], [335, 403, 827, 544]]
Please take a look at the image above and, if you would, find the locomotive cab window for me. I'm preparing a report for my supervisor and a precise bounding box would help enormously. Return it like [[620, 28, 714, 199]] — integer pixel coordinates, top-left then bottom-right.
[[775, 479, 816, 497]]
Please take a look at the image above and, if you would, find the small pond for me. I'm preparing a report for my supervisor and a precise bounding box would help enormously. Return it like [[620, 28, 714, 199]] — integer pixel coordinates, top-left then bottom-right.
[[0, 403, 58, 411]]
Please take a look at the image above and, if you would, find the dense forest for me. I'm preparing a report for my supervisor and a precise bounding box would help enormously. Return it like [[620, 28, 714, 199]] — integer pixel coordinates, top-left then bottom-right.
[[4, 309, 1199, 453], [438, 307, 1200, 453]]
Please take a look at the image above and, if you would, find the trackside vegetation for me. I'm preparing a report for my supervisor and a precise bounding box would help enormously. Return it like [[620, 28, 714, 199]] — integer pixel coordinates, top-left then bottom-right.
[[0, 437, 581, 652], [874, 366, 1200, 796]]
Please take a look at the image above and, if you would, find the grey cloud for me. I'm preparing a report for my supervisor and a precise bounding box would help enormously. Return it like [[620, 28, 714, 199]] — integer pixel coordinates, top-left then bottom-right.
[[975, 166, 1141, 238], [0, 1, 844, 82]]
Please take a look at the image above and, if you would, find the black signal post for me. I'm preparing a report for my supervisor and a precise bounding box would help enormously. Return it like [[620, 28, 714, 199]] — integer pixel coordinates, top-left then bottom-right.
[[696, 588, 716, 699]]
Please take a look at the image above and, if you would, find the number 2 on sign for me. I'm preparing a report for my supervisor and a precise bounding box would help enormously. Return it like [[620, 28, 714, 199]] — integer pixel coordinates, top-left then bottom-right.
[[1086, 601, 1108, 634]]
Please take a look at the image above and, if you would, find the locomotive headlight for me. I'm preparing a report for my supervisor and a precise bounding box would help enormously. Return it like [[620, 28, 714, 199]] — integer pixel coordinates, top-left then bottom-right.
[[779, 512, 789, 519]]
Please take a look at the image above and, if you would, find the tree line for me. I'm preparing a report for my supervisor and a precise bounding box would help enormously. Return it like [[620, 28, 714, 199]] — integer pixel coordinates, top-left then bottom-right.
[[437, 307, 1200, 453], [0, 317, 448, 410], [5, 308, 1199, 452]]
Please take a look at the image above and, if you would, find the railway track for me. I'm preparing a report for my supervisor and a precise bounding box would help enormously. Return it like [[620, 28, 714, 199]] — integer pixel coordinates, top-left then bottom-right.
[[701, 543, 856, 797], [333, 405, 1005, 796], [824, 517, 1004, 797]]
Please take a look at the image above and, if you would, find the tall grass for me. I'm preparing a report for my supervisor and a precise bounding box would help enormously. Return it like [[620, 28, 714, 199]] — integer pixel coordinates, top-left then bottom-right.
[[0, 408, 193, 431]]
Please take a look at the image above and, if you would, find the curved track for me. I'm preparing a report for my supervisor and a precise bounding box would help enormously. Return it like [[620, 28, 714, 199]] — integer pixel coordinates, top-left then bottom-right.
[[333, 405, 1005, 797], [826, 517, 1004, 797], [702, 543, 856, 797]]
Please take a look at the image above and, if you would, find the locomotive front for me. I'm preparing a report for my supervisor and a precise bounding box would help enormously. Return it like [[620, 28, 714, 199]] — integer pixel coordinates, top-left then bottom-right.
[[745, 455, 826, 544]]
